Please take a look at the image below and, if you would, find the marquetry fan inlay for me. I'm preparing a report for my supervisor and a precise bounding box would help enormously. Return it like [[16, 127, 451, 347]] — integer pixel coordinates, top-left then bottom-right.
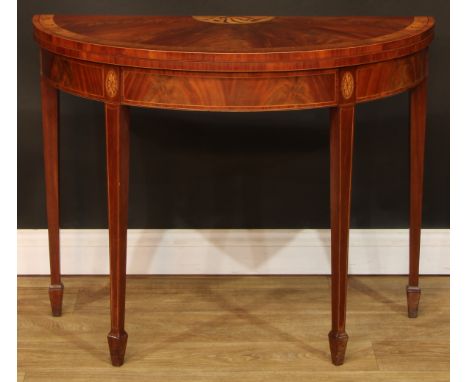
[[192, 16, 275, 24], [105, 70, 118, 98], [341, 72, 354, 99]]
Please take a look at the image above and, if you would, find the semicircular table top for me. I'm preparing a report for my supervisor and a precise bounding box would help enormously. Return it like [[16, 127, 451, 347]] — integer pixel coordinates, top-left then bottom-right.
[[33, 15, 435, 71]]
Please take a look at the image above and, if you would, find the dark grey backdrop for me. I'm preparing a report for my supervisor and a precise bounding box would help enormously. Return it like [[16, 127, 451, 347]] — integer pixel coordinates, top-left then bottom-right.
[[18, 0, 449, 229]]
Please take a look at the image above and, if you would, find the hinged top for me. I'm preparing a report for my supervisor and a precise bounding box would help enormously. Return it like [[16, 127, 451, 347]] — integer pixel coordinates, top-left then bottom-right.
[[33, 15, 434, 71]]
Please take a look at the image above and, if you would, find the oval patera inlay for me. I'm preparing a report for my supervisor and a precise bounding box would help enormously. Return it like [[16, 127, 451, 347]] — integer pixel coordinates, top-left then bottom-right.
[[105, 69, 118, 98], [341, 71, 354, 100], [192, 16, 275, 24]]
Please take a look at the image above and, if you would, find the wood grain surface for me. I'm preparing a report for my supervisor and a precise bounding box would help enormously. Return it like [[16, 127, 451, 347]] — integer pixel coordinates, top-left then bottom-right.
[[18, 275, 449, 382], [122, 69, 337, 111], [39, 48, 429, 111], [33, 15, 434, 71]]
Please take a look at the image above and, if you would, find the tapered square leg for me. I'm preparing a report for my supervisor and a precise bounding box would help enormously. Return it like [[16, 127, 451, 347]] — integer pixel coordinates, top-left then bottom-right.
[[408, 78, 427, 318], [105, 103, 130, 366], [40, 77, 64, 317], [329, 104, 355, 366]]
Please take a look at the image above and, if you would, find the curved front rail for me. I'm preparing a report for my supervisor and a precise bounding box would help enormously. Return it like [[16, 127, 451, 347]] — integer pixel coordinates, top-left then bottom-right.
[[40, 48, 428, 111]]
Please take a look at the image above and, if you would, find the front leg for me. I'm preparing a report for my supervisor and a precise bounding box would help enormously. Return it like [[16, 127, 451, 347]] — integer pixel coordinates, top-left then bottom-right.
[[105, 103, 130, 366], [328, 104, 355, 366], [407, 78, 427, 318], [40, 77, 64, 317]]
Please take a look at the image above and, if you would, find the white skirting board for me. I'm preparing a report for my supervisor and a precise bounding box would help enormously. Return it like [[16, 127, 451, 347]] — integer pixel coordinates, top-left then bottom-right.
[[17, 229, 449, 275]]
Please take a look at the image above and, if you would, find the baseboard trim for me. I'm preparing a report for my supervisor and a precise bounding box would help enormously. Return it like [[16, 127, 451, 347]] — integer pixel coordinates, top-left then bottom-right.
[[17, 229, 449, 275]]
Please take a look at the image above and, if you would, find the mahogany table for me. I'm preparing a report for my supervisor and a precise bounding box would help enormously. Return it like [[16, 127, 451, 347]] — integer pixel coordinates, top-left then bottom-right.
[[33, 15, 435, 366]]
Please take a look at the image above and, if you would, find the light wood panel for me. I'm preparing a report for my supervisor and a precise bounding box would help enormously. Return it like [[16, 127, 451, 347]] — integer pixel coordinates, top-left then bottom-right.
[[18, 276, 449, 381]]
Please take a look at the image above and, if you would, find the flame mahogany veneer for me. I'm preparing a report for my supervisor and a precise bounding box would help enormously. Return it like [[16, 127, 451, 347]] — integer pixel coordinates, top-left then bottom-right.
[[33, 15, 435, 367]]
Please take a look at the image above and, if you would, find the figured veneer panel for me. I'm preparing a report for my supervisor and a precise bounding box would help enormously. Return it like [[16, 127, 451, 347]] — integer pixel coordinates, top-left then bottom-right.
[[356, 50, 428, 102], [42, 52, 105, 99], [33, 15, 434, 71], [122, 71, 337, 111]]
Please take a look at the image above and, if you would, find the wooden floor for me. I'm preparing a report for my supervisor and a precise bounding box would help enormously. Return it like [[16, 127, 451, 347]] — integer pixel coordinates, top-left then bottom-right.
[[18, 276, 449, 381]]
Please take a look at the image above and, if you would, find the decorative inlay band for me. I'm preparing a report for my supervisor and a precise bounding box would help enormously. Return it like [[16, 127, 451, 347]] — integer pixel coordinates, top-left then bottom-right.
[[341, 71, 354, 100], [105, 69, 118, 98], [192, 16, 275, 24]]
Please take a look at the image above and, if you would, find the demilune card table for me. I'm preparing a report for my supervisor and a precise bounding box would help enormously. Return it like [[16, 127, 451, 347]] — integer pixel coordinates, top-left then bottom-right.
[[32, 15, 435, 366]]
